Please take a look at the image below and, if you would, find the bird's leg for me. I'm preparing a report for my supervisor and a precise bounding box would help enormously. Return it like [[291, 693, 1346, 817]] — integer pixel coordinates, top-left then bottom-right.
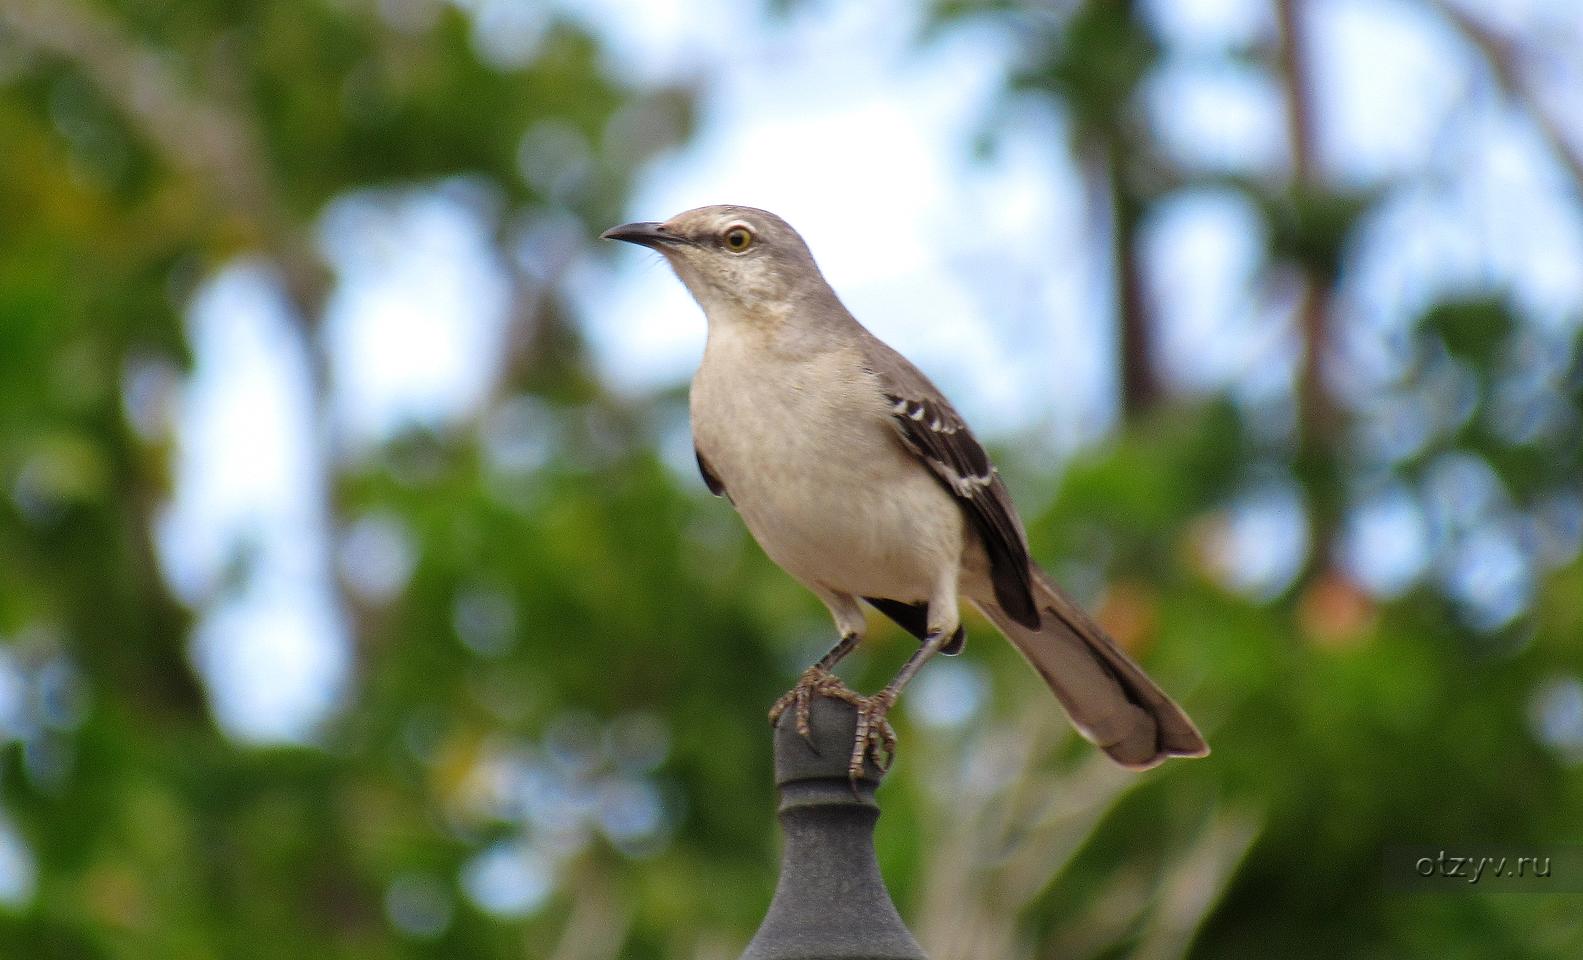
[[770, 592, 869, 741], [847, 627, 951, 784], [768, 631, 862, 741]]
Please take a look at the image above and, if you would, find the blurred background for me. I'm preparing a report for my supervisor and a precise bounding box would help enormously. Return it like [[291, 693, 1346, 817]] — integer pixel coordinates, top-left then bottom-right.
[[1, 0, 1581, 956]]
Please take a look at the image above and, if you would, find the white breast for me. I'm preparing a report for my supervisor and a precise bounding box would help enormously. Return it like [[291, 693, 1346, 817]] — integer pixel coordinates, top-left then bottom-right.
[[689, 324, 963, 602]]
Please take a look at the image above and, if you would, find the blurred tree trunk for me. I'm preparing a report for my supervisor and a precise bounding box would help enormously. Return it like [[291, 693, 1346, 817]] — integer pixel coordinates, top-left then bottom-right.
[[1051, 0, 1163, 423], [1275, 0, 1332, 452], [1275, 0, 1342, 576], [1106, 137, 1161, 420]]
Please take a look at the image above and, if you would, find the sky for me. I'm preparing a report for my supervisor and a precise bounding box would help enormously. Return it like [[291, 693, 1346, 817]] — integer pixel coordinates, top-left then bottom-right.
[[145, 0, 1583, 751]]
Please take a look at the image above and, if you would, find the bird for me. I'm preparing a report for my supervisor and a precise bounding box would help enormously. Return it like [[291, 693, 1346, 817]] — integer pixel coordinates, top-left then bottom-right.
[[601, 205, 1207, 781]]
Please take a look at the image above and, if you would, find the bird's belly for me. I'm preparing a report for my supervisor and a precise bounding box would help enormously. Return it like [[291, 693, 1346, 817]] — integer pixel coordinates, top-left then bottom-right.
[[737, 467, 955, 601], [691, 358, 962, 601]]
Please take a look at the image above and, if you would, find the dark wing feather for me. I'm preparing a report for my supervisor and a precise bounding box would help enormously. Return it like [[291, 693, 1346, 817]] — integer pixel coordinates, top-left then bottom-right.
[[863, 596, 967, 655], [866, 342, 1040, 629], [695, 447, 729, 501]]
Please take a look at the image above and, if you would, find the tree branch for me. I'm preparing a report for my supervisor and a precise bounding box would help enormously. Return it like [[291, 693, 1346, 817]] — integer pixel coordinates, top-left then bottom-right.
[[1430, 0, 1583, 194], [0, 0, 328, 321]]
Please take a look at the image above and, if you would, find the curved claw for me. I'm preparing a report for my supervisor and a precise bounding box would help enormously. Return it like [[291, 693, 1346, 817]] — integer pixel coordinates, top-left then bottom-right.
[[768, 666, 863, 746], [770, 670, 902, 790], [875, 718, 898, 772], [847, 689, 898, 787]]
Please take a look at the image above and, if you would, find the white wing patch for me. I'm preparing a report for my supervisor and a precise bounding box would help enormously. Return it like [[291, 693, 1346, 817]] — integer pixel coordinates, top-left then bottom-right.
[[894, 398, 958, 435], [884, 393, 999, 496], [947, 469, 996, 496]]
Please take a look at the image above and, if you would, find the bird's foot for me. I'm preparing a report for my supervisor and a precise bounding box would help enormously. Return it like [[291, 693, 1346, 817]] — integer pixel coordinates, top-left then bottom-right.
[[847, 688, 898, 785], [768, 669, 899, 787], [768, 665, 861, 742]]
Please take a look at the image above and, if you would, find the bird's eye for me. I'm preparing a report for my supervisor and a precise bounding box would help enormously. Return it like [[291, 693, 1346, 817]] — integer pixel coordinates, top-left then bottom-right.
[[722, 226, 754, 252]]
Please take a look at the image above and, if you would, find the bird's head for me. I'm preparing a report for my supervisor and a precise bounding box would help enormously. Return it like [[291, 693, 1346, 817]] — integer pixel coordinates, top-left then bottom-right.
[[601, 205, 831, 322]]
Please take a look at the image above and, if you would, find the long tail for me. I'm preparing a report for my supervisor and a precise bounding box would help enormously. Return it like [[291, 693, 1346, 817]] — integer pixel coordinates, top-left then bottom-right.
[[978, 567, 1208, 769]]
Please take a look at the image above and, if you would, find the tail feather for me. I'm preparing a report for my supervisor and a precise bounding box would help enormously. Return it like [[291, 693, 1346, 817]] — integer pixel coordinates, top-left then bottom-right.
[[979, 568, 1208, 769]]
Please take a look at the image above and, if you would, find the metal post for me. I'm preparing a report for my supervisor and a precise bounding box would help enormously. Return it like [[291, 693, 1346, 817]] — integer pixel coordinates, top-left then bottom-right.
[[740, 695, 927, 960]]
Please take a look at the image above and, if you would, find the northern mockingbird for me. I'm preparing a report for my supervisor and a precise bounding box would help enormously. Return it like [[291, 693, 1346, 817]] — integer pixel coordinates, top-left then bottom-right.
[[602, 205, 1207, 780]]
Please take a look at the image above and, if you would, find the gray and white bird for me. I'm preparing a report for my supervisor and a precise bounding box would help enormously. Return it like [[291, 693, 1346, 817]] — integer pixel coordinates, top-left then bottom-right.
[[602, 205, 1207, 779]]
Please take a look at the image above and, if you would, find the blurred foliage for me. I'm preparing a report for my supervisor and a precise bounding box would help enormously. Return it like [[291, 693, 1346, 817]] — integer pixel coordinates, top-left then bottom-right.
[[0, 1, 1581, 959]]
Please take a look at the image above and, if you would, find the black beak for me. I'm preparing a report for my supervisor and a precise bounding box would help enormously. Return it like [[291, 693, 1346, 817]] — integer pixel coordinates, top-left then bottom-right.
[[599, 221, 687, 248]]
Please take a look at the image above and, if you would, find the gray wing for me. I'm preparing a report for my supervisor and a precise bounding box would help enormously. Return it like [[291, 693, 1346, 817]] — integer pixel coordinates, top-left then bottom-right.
[[863, 337, 1040, 628]]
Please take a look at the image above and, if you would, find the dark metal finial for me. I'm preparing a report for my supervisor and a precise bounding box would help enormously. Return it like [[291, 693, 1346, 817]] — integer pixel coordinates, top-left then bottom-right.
[[740, 695, 926, 960]]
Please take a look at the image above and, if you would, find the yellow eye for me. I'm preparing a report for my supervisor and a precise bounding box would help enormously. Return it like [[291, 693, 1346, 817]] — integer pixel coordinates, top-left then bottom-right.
[[722, 226, 753, 252]]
